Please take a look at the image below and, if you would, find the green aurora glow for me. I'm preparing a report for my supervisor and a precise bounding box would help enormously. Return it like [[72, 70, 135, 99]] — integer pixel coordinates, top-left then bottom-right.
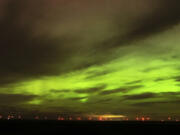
[[2, 24, 180, 116], [0, 0, 180, 118]]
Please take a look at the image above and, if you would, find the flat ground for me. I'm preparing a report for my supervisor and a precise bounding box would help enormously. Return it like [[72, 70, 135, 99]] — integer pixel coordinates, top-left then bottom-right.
[[0, 120, 179, 134]]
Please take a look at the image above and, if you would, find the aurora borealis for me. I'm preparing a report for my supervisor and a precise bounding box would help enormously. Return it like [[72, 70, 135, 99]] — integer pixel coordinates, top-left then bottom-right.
[[0, 0, 180, 119]]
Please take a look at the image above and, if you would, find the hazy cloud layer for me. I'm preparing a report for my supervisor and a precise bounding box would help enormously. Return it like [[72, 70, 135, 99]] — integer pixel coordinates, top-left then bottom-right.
[[0, 0, 180, 117], [123, 93, 156, 100], [0, 0, 180, 86], [0, 94, 37, 105]]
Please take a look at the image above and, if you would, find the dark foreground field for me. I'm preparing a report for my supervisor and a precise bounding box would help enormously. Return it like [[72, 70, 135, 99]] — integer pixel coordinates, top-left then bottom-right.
[[0, 120, 179, 134]]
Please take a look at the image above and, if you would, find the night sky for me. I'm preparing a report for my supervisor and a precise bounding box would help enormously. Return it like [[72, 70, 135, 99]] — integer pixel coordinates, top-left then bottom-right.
[[0, 0, 180, 119]]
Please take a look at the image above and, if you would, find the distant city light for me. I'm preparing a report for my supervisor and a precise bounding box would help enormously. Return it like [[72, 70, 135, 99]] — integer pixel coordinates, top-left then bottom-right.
[[141, 117, 145, 121], [91, 114, 126, 120], [88, 117, 92, 120], [136, 117, 139, 121], [0, 113, 179, 122], [58, 117, 65, 120], [146, 117, 150, 121], [168, 117, 171, 120], [18, 115, 22, 119], [77, 117, 81, 120], [7, 115, 11, 120], [98, 117, 103, 121], [35, 116, 39, 120]]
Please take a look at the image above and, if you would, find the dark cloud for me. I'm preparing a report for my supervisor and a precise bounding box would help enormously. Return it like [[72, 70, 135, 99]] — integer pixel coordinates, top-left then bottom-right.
[[133, 100, 180, 107], [0, 0, 179, 87], [74, 85, 106, 94], [123, 93, 156, 100], [99, 85, 143, 95], [131, 92, 180, 107], [129, 0, 180, 37], [154, 78, 168, 82], [50, 89, 70, 93], [99, 88, 125, 95], [125, 80, 142, 85], [87, 98, 112, 104], [0, 0, 113, 86], [0, 1, 75, 85], [100, 0, 180, 50], [68, 97, 87, 101], [95, 98, 112, 104], [0, 94, 37, 105], [173, 76, 180, 82], [159, 92, 180, 99], [142, 67, 162, 73], [85, 70, 112, 80]]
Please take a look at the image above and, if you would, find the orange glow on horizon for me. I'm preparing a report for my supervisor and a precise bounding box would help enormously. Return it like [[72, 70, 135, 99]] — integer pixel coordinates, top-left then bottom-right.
[[89, 114, 126, 120]]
